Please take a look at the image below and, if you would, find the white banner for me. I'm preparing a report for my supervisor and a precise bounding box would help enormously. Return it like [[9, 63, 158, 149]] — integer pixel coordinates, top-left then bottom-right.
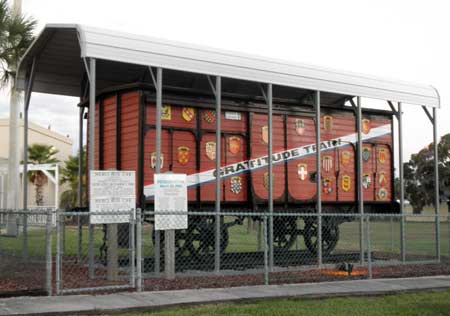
[[144, 124, 391, 197]]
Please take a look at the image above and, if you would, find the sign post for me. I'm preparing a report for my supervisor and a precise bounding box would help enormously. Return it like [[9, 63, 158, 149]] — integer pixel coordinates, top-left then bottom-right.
[[154, 173, 188, 279], [90, 171, 136, 280]]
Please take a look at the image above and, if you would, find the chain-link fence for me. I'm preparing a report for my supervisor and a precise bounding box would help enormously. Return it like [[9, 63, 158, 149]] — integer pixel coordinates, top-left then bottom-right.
[[0, 209, 52, 297], [1, 208, 449, 296]]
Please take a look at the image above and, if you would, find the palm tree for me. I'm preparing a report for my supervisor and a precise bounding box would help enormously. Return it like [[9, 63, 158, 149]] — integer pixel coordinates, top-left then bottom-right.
[[0, 0, 36, 89], [60, 149, 86, 210], [27, 144, 59, 206]]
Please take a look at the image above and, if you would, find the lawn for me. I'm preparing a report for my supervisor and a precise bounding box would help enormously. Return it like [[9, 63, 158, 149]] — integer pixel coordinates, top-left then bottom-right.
[[0, 212, 449, 259], [111, 290, 450, 316]]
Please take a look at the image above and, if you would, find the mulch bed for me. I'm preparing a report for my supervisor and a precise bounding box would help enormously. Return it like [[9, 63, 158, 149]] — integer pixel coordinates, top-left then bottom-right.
[[1, 254, 450, 297]]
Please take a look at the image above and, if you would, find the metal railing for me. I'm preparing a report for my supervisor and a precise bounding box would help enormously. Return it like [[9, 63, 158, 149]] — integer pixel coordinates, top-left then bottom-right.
[[1, 208, 449, 296]]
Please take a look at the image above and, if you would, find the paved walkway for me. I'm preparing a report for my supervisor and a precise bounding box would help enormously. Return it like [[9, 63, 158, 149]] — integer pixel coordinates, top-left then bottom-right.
[[1, 276, 450, 315]]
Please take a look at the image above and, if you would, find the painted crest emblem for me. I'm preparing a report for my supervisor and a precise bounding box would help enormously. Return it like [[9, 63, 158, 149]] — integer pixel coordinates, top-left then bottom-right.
[[378, 172, 387, 186], [228, 136, 241, 155], [230, 176, 242, 194], [261, 126, 269, 144], [362, 174, 372, 189], [378, 148, 387, 164], [263, 172, 274, 190], [322, 178, 333, 194], [295, 119, 305, 135], [177, 146, 190, 165], [203, 110, 216, 124], [150, 152, 164, 169], [297, 163, 308, 181], [205, 141, 216, 160], [341, 151, 351, 166], [362, 147, 371, 162], [322, 155, 333, 172], [182, 107, 195, 122], [324, 115, 333, 131], [161, 105, 171, 120], [342, 175, 351, 192], [362, 119, 371, 134], [378, 188, 388, 200]]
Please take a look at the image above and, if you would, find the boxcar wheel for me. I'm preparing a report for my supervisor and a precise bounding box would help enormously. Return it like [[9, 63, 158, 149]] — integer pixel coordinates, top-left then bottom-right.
[[303, 218, 339, 256], [273, 217, 298, 250]]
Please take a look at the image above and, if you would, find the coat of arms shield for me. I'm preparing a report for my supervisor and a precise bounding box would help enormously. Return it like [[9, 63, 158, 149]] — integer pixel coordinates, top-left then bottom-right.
[[230, 176, 242, 194], [322, 155, 333, 172], [378, 148, 387, 164], [362, 119, 371, 134], [261, 126, 269, 144], [297, 163, 308, 180], [203, 110, 216, 124], [177, 146, 190, 165], [324, 115, 333, 131], [342, 175, 351, 192], [205, 141, 216, 160], [295, 119, 305, 135], [228, 136, 241, 155], [151, 152, 164, 169], [341, 151, 351, 166], [182, 107, 195, 122]]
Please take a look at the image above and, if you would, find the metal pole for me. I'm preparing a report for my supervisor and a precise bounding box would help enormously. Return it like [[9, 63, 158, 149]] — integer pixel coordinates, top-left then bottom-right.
[[45, 208, 53, 296], [263, 215, 269, 285], [214, 76, 222, 274], [88, 58, 96, 279], [356, 96, 364, 264], [77, 107, 84, 263], [398, 102, 406, 263], [22, 57, 36, 258], [56, 209, 61, 294], [366, 215, 372, 279], [315, 91, 322, 267], [130, 209, 136, 288], [433, 107, 440, 261], [267, 83, 274, 271], [154, 67, 161, 276], [136, 208, 142, 291]]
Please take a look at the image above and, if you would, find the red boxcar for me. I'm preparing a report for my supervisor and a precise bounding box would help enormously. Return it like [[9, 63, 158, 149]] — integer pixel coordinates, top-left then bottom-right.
[[87, 84, 397, 255]]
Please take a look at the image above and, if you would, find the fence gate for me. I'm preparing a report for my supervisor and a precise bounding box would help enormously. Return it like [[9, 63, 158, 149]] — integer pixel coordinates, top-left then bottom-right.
[[56, 210, 136, 294]]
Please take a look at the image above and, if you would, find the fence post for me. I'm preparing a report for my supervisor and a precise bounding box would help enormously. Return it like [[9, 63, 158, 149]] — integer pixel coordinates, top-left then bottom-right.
[[130, 209, 136, 289], [55, 209, 61, 295], [366, 215, 372, 279], [88, 222, 95, 279], [263, 215, 269, 285], [45, 208, 53, 296], [22, 210, 28, 258], [136, 208, 142, 291]]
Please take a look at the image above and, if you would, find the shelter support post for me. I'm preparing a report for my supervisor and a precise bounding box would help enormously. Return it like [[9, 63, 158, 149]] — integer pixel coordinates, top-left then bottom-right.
[[433, 107, 440, 261], [315, 91, 322, 267], [267, 83, 274, 271], [21, 57, 36, 258], [214, 76, 222, 274], [88, 58, 96, 279], [356, 96, 364, 264], [397, 102, 406, 263], [78, 107, 84, 262]]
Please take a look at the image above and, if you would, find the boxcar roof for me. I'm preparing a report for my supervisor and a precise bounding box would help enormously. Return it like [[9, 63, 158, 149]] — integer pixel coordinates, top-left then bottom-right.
[[17, 24, 440, 107]]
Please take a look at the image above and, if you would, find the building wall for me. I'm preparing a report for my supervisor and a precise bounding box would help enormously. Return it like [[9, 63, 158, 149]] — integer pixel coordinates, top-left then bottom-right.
[[0, 119, 73, 208]]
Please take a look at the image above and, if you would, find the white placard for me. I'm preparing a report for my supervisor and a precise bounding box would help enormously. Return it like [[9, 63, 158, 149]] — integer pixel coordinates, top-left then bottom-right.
[[90, 170, 135, 224], [225, 111, 241, 120], [154, 173, 188, 230]]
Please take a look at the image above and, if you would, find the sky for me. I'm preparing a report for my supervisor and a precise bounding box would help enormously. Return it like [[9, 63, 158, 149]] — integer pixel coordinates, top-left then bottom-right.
[[0, 0, 449, 161]]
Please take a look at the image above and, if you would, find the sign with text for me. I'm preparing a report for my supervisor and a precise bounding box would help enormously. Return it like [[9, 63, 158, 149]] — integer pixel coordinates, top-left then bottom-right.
[[90, 170, 135, 224], [154, 173, 188, 230]]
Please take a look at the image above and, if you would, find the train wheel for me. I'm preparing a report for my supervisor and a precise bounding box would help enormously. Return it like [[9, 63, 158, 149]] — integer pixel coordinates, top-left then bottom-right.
[[273, 217, 298, 250], [187, 217, 229, 259], [303, 218, 339, 256]]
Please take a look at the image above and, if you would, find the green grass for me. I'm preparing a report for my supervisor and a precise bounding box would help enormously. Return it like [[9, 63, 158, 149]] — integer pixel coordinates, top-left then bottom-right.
[[1, 216, 449, 259], [114, 290, 450, 316]]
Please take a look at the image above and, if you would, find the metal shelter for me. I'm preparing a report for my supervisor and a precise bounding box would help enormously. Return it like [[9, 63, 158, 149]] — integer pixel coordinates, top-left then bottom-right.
[[16, 24, 441, 278]]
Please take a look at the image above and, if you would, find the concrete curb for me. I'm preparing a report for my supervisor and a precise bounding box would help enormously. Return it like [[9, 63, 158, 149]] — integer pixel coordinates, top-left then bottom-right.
[[1, 276, 450, 315]]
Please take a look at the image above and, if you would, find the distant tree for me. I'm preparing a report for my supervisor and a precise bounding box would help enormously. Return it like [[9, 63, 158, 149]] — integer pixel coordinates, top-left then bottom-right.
[[403, 133, 450, 213], [60, 149, 86, 210], [0, 0, 36, 91], [27, 144, 59, 206]]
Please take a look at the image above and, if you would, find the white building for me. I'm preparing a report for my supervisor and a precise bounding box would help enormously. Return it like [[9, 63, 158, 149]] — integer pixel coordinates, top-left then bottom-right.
[[0, 118, 73, 208]]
